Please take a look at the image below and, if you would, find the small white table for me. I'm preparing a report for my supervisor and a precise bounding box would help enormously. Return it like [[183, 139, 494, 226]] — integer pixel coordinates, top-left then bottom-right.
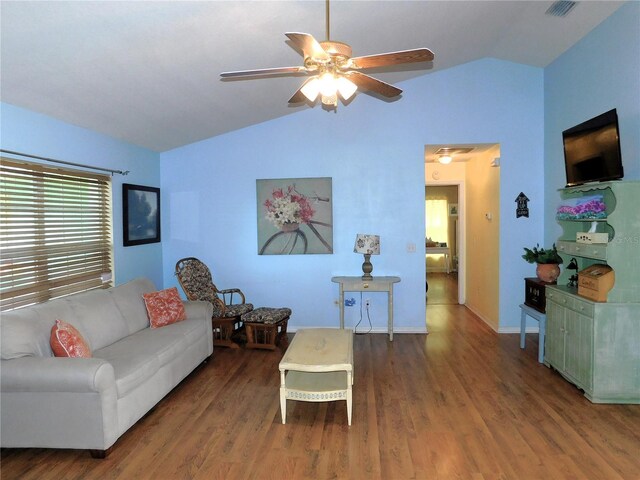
[[331, 276, 401, 341], [426, 246, 451, 274], [279, 328, 354, 425], [519, 304, 546, 364]]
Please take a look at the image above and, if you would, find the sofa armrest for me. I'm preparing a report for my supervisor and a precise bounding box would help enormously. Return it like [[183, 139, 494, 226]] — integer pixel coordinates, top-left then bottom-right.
[[183, 300, 214, 321], [1, 356, 120, 450], [1, 356, 115, 394]]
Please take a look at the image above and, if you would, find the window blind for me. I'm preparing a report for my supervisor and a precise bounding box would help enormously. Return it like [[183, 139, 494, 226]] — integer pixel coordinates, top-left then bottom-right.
[[0, 157, 113, 311]]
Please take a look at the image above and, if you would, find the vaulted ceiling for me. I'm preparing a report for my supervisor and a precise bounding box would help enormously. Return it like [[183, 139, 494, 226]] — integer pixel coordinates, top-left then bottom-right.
[[0, 1, 623, 152]]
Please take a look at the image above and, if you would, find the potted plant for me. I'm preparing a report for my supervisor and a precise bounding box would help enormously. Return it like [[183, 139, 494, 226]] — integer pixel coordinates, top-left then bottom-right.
[[522, 244, 563, 283]]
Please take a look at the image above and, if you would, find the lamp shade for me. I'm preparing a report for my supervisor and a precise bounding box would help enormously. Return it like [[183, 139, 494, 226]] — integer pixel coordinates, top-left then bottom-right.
[[354, 234, 380, 255], [301, 77, 321, 102]]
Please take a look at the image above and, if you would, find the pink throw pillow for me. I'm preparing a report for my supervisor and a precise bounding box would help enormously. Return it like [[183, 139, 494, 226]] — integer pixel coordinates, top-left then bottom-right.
[[143, 287, 186, 328], [50, 319, 92, 358]]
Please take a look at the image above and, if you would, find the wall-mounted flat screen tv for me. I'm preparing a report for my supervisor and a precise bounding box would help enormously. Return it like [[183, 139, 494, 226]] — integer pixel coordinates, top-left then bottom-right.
[[563, 108, 623, 187]]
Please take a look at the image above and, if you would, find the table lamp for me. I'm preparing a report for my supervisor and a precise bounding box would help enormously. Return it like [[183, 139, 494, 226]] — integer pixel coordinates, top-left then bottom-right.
[[354, 234, 380, 280]]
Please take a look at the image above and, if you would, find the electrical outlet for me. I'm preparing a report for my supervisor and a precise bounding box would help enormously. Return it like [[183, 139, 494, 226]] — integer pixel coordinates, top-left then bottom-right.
[[364, 298, 371, 308]]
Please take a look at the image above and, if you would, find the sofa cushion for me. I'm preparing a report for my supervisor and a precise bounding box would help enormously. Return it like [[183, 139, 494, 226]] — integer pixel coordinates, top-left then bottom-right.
[[50, 320, 92, 358], [143, 287, 186, 328], [0, 299, 78, 359], [63, 291, 130, 351], [1, 279, 156, 360], [93, 318, 207, 398], [108, 278, 156, 335]]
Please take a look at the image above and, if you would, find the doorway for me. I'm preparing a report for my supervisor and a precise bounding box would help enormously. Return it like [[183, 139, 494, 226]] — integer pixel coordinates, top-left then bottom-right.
[[425, 184, 459, 305], [424, 143, 501, 328]]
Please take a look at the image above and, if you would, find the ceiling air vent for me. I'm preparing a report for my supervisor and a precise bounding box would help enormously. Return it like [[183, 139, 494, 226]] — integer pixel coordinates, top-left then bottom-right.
[[546, 1, 578, 17]]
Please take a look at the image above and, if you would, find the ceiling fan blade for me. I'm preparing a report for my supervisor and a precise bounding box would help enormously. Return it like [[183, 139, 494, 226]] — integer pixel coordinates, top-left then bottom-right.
[[288, 83, 309, 104], [285, 32, 330, 61], [346, 72, 402, 98], [350, 48, 434, 70], [221, 66, 306, 78]]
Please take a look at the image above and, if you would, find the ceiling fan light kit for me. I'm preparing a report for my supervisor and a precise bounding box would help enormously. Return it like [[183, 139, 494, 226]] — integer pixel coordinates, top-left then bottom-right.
[[301, 74, 358, 106], [220, 0, 434, 110]]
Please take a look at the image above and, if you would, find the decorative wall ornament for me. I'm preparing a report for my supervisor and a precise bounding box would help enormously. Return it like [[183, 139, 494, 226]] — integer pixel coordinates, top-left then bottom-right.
[[123, 183, 161, 246], [515, 192, 530, 218], [256, 177, 333, 254]]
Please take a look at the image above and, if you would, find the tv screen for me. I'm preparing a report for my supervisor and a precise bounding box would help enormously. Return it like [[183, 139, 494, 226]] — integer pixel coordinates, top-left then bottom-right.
[[562, 109, 623, 187]]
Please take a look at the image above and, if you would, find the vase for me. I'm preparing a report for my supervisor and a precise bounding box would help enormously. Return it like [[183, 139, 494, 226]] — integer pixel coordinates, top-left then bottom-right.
[[536, 263, 560, 283], [280, 222, 299, 233]]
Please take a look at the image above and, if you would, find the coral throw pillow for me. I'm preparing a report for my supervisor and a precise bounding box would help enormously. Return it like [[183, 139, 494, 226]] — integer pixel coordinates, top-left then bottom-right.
[[143, 287, 186, 328], [50, 319, 92, 358]]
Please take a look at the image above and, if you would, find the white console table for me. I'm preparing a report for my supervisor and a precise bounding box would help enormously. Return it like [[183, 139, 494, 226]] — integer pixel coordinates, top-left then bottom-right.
[[331, 276, 401, 341], [426, 246, 451, 274]]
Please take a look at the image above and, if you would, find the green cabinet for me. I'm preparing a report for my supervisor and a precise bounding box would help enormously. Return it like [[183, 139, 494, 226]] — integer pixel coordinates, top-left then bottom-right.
[[544, 296, 565, 369], [545, 181, 640, 404], [563, 309, 594, 390], [545, 289, 593, 393]]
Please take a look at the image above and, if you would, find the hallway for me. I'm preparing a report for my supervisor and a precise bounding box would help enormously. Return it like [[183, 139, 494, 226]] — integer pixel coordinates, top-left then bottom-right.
[[426, 272, 458, 305]]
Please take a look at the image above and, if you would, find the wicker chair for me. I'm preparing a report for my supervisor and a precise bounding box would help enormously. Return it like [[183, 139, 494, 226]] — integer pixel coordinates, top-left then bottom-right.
[[175, 257, 253, 348]]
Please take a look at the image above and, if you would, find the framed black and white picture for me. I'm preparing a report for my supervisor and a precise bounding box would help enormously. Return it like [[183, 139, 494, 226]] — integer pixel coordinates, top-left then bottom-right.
[[123, 183, 161, 246]]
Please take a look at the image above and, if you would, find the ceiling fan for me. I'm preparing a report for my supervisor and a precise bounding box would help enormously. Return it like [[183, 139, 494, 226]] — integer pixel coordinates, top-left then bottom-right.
[[220, 0, 434, 108]]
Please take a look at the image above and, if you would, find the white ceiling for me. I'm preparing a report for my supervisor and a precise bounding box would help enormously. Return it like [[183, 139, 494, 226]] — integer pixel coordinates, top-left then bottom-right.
[[0, 1, 624, 152]]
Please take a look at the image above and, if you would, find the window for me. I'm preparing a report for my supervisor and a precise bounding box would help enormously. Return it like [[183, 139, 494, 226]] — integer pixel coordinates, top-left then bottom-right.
[[0, 158, 113, 311], [425, 199, 449, 244]]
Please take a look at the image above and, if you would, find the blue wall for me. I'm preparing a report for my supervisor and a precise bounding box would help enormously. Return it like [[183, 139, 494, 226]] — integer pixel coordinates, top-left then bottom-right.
[[161, 58, 544, 332], [0, 103, 164, 288], [3, 3, 634, 332], [544, 1, 640, 245]]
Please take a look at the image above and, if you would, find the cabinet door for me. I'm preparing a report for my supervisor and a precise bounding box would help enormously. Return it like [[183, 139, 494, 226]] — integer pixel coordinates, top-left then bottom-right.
[[563, 310, 594, 391], [545, 300, 565, 369]]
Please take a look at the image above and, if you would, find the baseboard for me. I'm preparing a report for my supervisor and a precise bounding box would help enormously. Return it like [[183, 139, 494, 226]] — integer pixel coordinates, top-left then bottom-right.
[[464, 305, 498, 333], [464, 305, 539, 335], [288, 325, 429, 334], [498, 326, 540, 334]]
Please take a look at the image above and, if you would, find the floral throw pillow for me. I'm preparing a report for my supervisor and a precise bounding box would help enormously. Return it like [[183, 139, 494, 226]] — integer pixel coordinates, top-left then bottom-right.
[[50, 319, 92, 358], [143, 287, 186, 328]]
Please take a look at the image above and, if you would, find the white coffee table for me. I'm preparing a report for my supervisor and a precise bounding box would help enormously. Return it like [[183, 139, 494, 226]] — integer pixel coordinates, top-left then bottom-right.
[[279, 328, 354, 425]]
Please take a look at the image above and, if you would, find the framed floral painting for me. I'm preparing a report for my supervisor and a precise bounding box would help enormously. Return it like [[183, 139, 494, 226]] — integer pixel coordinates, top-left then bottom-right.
[[256, 177, 333, 255]]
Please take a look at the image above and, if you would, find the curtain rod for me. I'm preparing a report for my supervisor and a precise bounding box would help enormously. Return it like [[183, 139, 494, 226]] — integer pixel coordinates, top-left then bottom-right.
[[0, 149, 129, 176]]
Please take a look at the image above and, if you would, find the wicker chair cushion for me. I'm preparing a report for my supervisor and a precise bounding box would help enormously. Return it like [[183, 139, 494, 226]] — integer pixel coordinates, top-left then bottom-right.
[[178, 258, 251, 318], [241, 307, 291, 325]]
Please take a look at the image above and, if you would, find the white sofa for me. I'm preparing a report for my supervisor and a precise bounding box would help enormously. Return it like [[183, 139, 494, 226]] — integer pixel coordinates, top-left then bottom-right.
[[0, 278, 213, 456]]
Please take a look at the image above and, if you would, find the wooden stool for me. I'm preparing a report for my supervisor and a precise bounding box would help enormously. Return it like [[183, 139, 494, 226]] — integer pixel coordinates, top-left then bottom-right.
[[519, 303, 546, 363], [242, 307, 291, 350]]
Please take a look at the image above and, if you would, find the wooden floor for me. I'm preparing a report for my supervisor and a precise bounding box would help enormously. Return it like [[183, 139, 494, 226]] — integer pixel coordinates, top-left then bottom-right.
[[426, 272, 458, 304], [2, 305, 639, 479]]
